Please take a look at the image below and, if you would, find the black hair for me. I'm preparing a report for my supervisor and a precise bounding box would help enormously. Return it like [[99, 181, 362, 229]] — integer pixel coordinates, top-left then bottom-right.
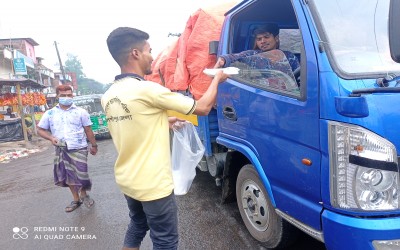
[[253, 23, 279, 37], [106, 27, 150, 66]]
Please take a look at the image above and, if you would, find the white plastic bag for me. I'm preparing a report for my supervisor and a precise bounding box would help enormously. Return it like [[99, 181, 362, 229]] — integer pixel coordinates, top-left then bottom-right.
[[171, 121, 205, 195]]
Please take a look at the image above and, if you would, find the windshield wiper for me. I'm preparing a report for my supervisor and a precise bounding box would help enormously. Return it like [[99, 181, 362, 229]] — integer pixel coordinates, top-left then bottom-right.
[[376, 74, 400, 87], [350, 75, 400, 96], [351, 87, 400, 96]]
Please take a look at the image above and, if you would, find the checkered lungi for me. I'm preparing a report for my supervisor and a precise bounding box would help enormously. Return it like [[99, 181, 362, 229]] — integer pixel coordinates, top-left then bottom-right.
[[53, 142, 92, 192]]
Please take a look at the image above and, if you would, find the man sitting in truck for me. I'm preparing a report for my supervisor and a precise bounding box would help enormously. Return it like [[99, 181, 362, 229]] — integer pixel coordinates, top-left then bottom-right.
[[214, 23, 300, 73]]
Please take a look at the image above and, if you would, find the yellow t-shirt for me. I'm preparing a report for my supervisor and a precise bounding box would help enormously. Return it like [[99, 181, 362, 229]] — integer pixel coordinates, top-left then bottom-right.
[[101, 77, 196, 201]]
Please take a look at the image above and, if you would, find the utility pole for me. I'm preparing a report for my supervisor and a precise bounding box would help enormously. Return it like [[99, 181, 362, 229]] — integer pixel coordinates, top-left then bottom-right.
[[54, 41, 67, 84]]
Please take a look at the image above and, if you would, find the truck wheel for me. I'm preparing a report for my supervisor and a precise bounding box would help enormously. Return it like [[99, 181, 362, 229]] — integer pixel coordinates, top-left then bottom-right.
[[236, 164, 297, 248]]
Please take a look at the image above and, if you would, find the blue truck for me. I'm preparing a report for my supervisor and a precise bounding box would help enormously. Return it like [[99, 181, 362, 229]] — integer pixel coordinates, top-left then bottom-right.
[[194, 0, 400, 249]]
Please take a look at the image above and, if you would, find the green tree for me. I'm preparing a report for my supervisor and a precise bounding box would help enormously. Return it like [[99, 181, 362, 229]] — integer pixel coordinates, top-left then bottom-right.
[[64, 54, 85, 79], [103, 82, 113, 92], [64, 54, 106, 94], [79, 78, 106, 95]]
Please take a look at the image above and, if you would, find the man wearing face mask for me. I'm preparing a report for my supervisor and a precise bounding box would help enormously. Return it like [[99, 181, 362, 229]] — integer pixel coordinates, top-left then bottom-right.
[[37, 85, 98, 213]]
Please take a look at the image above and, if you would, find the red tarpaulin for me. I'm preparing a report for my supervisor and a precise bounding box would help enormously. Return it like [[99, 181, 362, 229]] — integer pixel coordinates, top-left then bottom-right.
[[145, 2, 237, 100]]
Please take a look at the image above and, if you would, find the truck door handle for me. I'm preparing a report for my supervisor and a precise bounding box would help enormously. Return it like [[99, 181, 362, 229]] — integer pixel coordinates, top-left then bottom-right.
[[223, 106, 237, 121]]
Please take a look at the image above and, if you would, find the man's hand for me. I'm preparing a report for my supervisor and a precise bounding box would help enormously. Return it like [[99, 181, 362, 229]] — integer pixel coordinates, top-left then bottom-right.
[[168, 116, 185, 129], [89, 145, 98, 155], [37, 128, 59, 146], [213, 57, 226, 68], [83, 125, 98, 156], [49, 136, 58, 146], [214, 70, 229, 83]]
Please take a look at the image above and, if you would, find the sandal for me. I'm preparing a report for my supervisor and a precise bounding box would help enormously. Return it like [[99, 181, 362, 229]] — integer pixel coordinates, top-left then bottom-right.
[[65, 201, 82, 213], [81, 195, 95, 208]]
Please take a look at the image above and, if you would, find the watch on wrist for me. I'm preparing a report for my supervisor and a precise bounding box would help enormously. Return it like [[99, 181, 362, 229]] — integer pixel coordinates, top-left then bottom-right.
[[91, 144, 98, 148]]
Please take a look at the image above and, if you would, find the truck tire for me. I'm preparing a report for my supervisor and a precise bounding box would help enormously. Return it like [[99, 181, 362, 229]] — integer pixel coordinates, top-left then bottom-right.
[[236, 164, 298, 248]]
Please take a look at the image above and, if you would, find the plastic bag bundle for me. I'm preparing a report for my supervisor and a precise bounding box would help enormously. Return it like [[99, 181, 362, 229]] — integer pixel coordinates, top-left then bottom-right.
[[171, 121, 205, 195]]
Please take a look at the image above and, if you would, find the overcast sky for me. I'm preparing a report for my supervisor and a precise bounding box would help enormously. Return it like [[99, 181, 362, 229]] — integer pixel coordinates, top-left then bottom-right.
[[0, 0, 239, 84]]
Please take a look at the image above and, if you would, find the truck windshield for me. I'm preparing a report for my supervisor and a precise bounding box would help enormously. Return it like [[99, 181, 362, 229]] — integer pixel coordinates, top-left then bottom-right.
[[312, 0, 400, 76]]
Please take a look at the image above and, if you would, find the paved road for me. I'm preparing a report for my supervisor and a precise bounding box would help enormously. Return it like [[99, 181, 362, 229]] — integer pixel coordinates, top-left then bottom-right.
[[0, 138, 326, 250]]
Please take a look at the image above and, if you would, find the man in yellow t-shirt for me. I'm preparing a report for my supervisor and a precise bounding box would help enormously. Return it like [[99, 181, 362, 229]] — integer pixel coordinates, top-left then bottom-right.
[[103, 27, 228, 250]]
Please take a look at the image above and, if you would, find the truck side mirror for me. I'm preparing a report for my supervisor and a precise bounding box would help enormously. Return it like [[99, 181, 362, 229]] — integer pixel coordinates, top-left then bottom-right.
[[389, 0, 400, 62], [209, 41, 219, 55]]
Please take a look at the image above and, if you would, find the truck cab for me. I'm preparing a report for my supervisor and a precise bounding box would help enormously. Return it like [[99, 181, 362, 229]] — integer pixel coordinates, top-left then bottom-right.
[[198, 0, 400, 249]]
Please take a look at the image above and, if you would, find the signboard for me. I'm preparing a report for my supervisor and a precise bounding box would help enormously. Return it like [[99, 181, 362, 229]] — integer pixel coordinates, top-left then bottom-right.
[[13, 58, 27, 75], [3, 48, 12, 59], [14, 50, 35, 68]]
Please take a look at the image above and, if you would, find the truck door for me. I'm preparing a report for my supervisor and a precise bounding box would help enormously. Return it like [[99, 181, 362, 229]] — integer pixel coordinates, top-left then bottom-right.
[[217, 0, 323, 230]]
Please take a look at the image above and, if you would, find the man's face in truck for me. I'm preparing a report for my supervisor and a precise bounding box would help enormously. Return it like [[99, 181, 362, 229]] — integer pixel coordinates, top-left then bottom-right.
[[255, 32, 279, 52]]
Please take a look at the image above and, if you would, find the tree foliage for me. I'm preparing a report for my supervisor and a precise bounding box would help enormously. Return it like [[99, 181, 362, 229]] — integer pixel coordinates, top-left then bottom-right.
[[103, 82, 113, 92], [65, 54, 85, 79], [64, 54, 106, 94], [79, 78, 106, 95]]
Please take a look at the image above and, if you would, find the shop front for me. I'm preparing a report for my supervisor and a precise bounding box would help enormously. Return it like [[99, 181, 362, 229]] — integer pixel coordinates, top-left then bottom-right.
[[0, 78, 46, 143]]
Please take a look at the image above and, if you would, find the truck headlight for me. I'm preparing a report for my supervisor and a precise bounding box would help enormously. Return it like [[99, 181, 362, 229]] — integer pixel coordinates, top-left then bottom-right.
[[329, 122, 399, 211]]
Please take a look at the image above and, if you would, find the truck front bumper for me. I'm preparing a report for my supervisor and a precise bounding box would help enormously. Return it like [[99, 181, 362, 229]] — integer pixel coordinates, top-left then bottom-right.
[[322, 209, 400, 250]]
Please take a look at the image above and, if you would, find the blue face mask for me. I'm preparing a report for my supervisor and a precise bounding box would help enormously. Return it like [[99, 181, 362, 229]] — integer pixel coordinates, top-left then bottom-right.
[[59, 97, 73, 106]]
